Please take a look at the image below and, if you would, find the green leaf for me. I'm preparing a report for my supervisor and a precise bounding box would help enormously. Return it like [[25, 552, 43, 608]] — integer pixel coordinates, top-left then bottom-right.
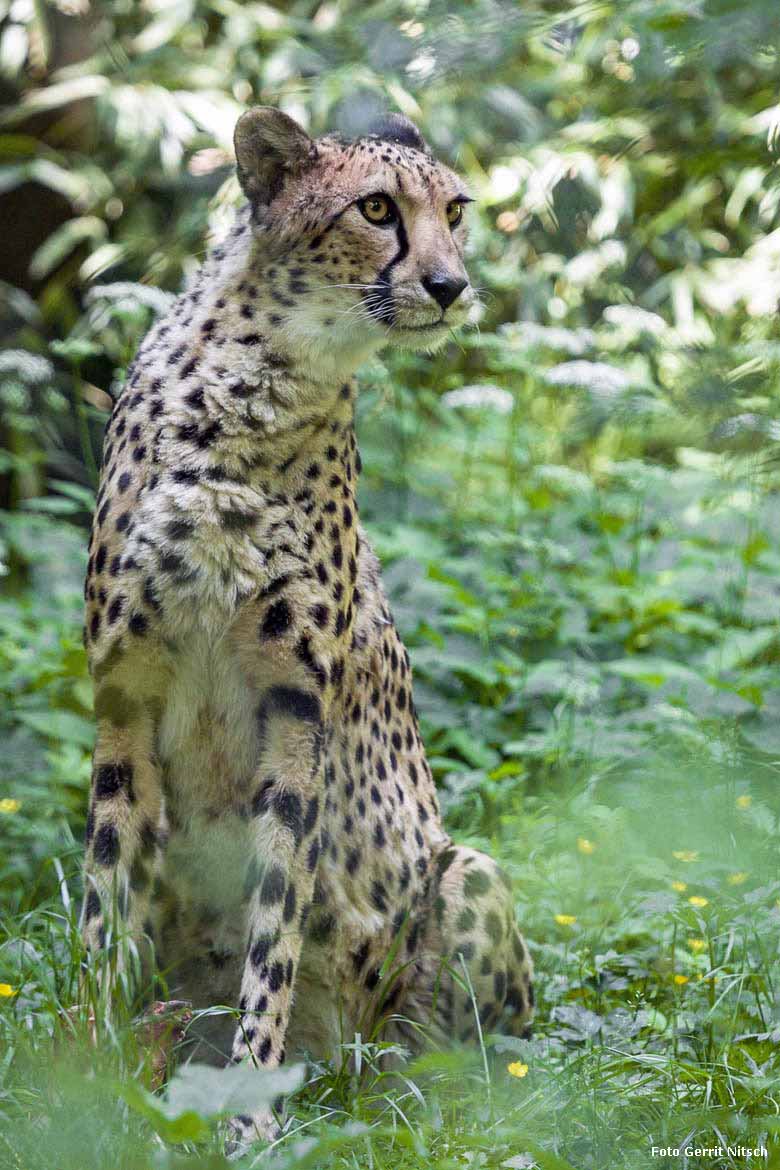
[[30, 217, 107, 280], [15, 710, 94, 747], [704, 628, 777, 673], [606, 658, 701, 689], [119, 1079, 211, 1144], [165, 1060, 306, 1119]]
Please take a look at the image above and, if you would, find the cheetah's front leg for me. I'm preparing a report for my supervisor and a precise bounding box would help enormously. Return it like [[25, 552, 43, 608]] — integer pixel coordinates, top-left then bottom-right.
[[227, 683, 326, 1149], [81, 674, 165, 985]]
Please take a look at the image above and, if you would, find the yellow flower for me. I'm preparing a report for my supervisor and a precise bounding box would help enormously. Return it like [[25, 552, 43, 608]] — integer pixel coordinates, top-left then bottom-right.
[[0, 799, 20, 815], [727, 872, 748, 886], [554, 914, 577, 926], [736, 795, 752, 810], [671, 881, 687, 892], [672, 850, 699, 862], [0, 983, 15, 997], [688, 896, 708, 908], [687, 938, 706, 953], [673, 974, 689, 985], [577, 837, 595, 855], [507, 1061, 529, 1078]]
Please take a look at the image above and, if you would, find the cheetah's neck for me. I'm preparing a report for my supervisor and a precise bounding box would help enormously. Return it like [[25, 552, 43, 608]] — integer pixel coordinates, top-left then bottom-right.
[[116, 213, 368, 628], [128, 211, 374, 481]]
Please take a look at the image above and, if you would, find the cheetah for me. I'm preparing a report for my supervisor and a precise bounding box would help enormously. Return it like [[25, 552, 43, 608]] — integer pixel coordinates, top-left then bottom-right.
[[80, 107, 534, 1146]]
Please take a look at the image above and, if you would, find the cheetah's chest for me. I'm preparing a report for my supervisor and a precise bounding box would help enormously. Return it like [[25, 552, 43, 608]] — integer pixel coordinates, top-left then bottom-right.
[[157, 630, 260, 819], [131, 477, 296, 634]]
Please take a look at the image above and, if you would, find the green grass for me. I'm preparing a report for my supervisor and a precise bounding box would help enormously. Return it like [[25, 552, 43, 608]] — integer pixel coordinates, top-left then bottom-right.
[[2, 335, 780, 1168], [1, 760, 777, 1169]]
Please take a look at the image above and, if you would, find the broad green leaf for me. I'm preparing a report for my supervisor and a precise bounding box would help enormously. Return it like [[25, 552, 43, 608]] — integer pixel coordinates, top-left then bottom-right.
[[165, 1060, 305, 1119], [605, 658, 701, 688], [704, 627, 777, 674], [30, 217, 108, 280], [15, 710, 94, 748]]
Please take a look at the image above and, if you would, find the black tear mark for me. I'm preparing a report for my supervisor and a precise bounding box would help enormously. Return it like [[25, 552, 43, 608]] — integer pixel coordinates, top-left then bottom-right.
[[367, 213, 409, 325]]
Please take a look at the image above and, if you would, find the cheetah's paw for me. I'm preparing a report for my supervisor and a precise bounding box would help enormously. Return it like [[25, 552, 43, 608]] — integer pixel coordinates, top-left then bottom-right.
[[225, 1110, 281, 1158]]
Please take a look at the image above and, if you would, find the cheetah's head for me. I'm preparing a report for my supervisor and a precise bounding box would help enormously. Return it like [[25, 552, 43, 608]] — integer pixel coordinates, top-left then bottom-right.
[[234, 107, 477, 362]]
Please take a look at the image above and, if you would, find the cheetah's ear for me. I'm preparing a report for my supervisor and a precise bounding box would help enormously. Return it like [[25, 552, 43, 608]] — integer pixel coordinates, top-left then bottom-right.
[[234, 107, 315, 206], [368, 113, 429, 154]]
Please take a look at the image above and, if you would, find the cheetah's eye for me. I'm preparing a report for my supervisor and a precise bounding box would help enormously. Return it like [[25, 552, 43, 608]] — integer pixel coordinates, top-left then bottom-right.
[[359, 195, 397, 226], [446, 201, 464, 228]]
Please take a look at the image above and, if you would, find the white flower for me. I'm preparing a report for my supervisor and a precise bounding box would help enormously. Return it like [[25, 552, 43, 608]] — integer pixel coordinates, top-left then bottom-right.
[[509, 322, 595, 355], [442, 384, 514, 414], [602, 304, 668, 336], [85, 282, 175, 316], [715, 412, 766, 438], [544, 361, 631, 395], [0, 350, 53, 382]]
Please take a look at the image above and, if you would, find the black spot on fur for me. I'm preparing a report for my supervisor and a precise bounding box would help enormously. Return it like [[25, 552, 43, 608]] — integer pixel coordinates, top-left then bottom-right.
[[261, 599, 292, 638], [370, 880, 387, 912], [311, 603, 329, 628], [84, 889, 101, 922], [94, 761, 134, 802], [93, 823, 119, 867], [172, 467, 199, 486], [464, 870, 491, 899], [107, 595, 125, 625], [352, 940, 370, 972], [308, 911, 335, 945], [283, 885, 297, 923], [128, 612, 148, 636], [220, 509, 254, 530], [258, 865, 286, 905], [295, 635, 327, 689], [485, 910, 503, 945], [457, 907, 476, 932], [268, 961, 285, 992], [250, 934, 275, 968], [306, 839, 320, 872], [252, 778, 275, 816], [167, 518, 193, 540], [303, 796, 319, 836], [274, 788, 303, 843], [258, 686, 322, 731]]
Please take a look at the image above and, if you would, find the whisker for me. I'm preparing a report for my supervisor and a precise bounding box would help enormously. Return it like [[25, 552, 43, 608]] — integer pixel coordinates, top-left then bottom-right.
[[326, 301, 380, 324], [300, 283, 384, 293], [326, 298, 391, 330]]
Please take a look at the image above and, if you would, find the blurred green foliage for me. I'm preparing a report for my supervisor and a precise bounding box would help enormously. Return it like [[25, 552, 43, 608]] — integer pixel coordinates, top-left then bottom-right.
[[1, 1, 780, 1167]]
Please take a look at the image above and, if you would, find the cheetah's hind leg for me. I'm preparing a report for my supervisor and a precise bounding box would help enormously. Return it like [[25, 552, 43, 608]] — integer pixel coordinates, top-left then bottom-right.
[[387, 845, 534, 1055]]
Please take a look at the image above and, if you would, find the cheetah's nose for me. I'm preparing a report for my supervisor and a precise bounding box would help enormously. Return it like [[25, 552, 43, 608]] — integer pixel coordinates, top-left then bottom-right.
[[421, 272, 468, 311]]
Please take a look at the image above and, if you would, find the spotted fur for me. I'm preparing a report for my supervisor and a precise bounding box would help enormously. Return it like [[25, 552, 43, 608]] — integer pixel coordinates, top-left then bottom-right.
[[80, 108, 533, 1147]]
